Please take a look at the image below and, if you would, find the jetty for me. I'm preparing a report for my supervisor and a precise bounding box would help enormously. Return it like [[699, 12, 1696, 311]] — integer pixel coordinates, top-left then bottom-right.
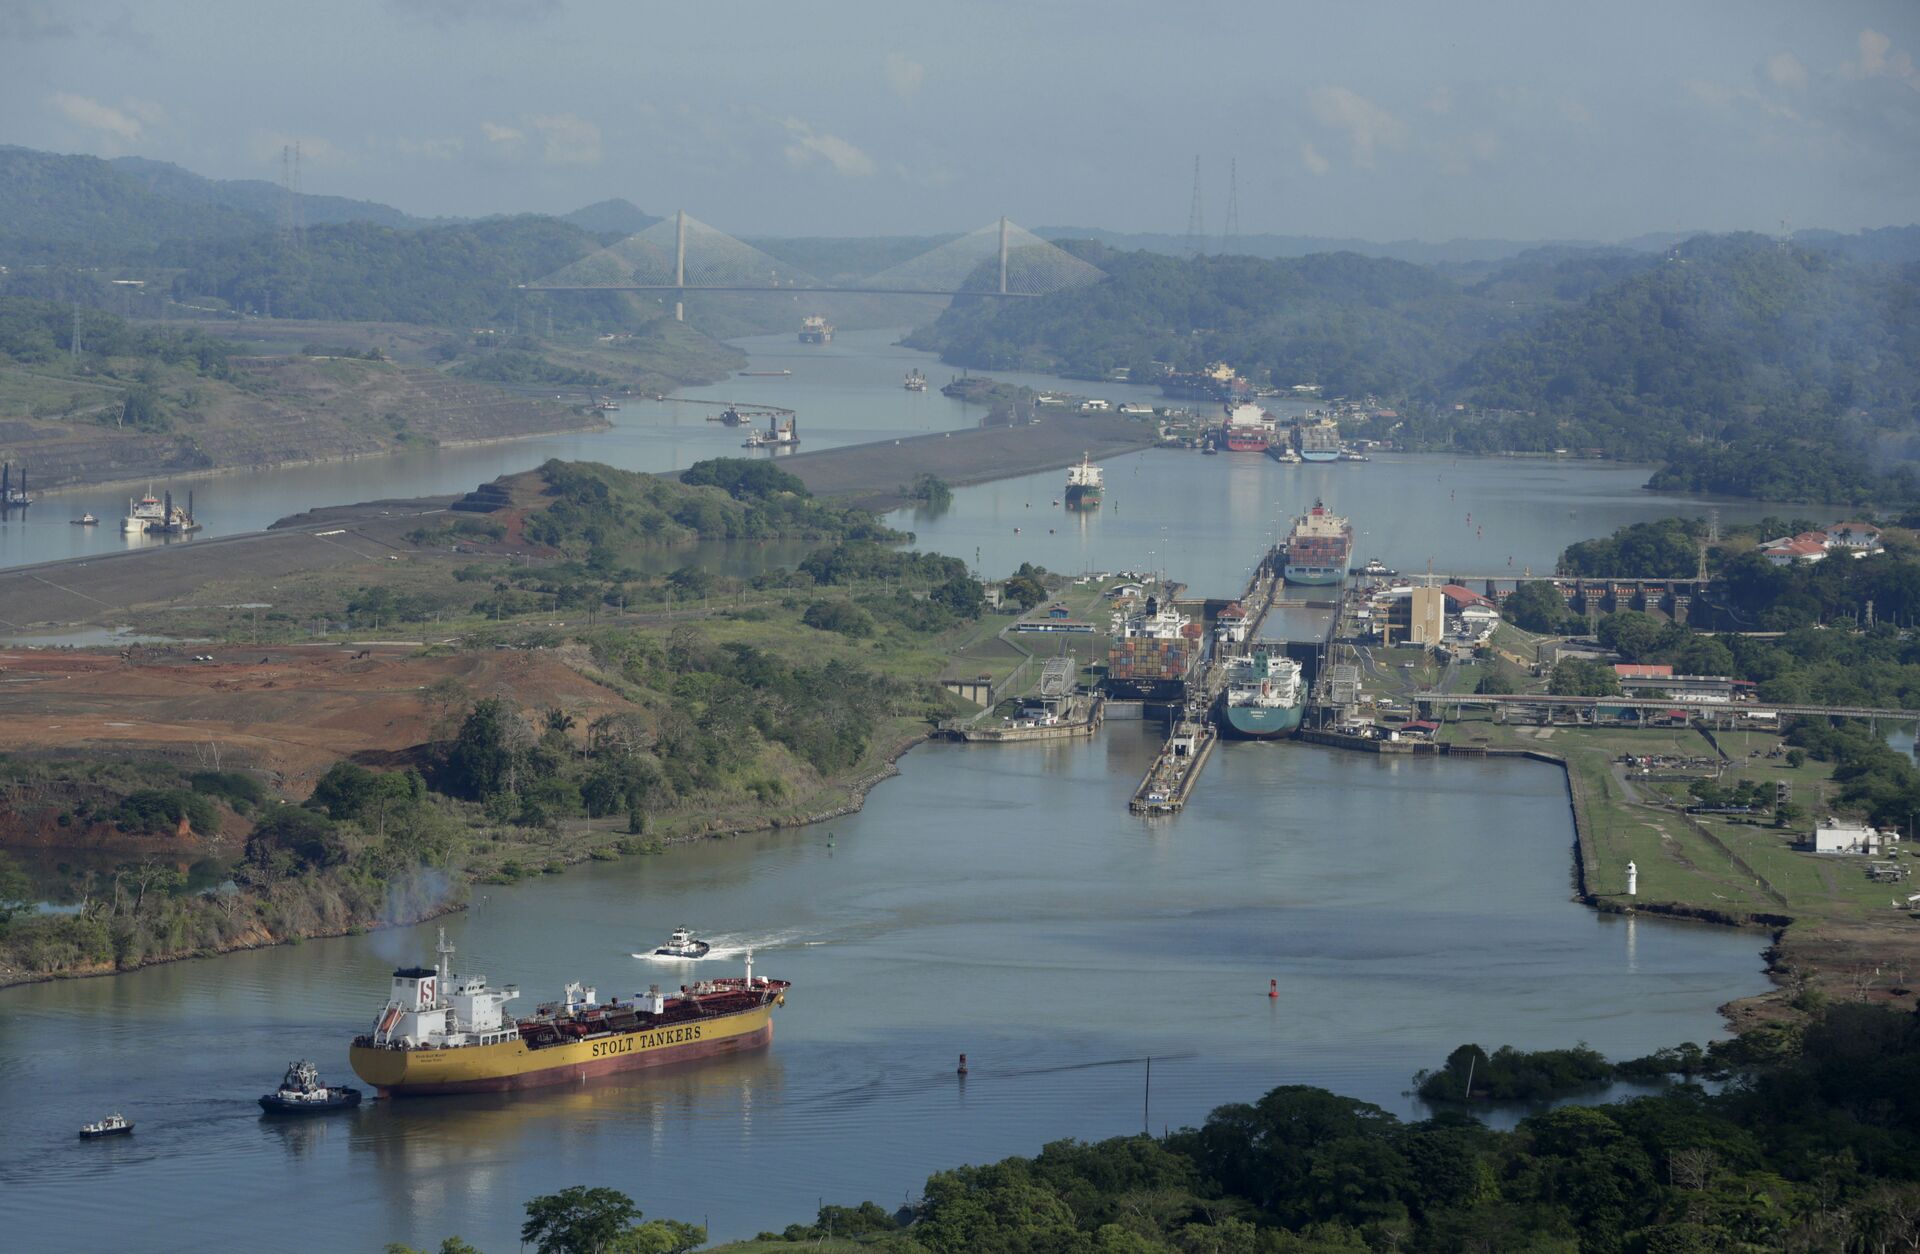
[[1129, 544, 1285, 814]]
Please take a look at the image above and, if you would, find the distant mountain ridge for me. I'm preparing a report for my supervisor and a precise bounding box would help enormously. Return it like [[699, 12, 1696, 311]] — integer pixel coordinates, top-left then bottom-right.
[[561, 199, 661, 236], [110, 155, 434, 230]]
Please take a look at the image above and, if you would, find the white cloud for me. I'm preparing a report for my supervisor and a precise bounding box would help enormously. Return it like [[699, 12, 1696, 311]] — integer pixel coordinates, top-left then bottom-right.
[[481, 121, 526, 153], [1765, 52, 1808, 93], [0, 2, 76, 40], [1848, 28, 1920, 91], [387, 0, 560, 22], [387, 135, 464, 161], [781, 118, 875, 177], [1299, 142, 1330, 176], [885, 52, 926, 102], [1684, 78, 1738, 110], [48, 91, 143, 142], [529, 113, 601, 165], [1306, 85, 1406, 168]]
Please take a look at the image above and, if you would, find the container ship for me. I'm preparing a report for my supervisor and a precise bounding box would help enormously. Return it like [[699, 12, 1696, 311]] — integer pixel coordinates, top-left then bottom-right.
[[1217, 649, 1305, 738], [1220, 403, 1272, 452], [1293, 416, 1343, 463], [1282, 499, 1353, 586], [1105, 595, 1201, 700], [1064, 454, 1103, 510], [348, 930, 789, 1097], [798, 315, 833, 344], [1160, 361, 1251, 403]]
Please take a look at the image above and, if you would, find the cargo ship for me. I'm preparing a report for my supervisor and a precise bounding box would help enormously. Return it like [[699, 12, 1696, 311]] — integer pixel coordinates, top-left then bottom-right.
[[1293, 416, 1343, 463], [903, 368, 928, 391], [1220, 403, 1272, 452], [1160, 361, 1251, 403], [1282, 499, 1353, 586], [1064, 454, 1103, 510], [1105, 594, 1201, 700], [798, 315, 833, 344], [348, 930, 789, 1097], [1216, 649, 1305, 739]]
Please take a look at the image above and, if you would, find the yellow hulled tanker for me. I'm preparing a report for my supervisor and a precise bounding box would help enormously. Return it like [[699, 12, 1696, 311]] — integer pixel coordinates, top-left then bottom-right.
[[349, 930, 788, 1096]]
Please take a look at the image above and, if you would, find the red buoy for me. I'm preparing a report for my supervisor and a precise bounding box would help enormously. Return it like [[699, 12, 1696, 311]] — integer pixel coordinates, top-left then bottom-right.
[[957, 1053, 969, 1076], [1268, 979, 1279, 999]]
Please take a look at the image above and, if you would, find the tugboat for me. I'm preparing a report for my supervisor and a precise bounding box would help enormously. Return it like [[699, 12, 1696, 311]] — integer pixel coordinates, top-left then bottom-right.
[[72, 513, 99, 526], [259, 1060, 363, 1114], [79, 1113, 133, 1139], [653, 927, 712, 960], [903, 368, 928, 392]]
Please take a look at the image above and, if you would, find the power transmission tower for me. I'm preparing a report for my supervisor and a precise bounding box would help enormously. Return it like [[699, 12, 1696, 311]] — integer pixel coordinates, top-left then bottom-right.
[[1220, 158, 1239, 252], [1185, 156, 1205, 259], [278, 143, 308, 255], [70, 299, 82, 360]]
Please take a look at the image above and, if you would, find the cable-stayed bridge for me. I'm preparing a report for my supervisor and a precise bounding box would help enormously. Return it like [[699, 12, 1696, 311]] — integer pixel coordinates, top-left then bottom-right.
[[523, 212, 1105, 311]]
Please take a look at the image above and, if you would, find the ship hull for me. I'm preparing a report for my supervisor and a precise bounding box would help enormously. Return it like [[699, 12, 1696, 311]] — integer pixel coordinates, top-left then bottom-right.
[[1064, 486, 1102, 510], [1283, 566, 1345, 586], [350, 1004, 775, 1097], [1217, 699, 1305, 739], [1223, 435, 1268, 452], [1299, 452, 1340, 463]]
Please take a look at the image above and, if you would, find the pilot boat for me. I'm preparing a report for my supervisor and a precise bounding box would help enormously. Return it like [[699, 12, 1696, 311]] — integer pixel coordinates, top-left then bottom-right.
[[79, 1113, 133, 1139], [653, 927, 711, 959]]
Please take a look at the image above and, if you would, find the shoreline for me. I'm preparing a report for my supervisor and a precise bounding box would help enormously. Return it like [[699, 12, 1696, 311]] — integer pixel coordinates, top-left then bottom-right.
[[16, 415, 612, 501], [0, 728, 930, 993]]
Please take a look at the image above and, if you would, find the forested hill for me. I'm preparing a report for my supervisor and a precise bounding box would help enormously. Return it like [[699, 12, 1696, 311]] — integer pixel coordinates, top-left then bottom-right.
[[166, 216, 615, 327], [1444, 236, 1920, 501], [1455, 235, 1919, 447], [904, 246, 1537, 396], [109, 155, 428, 230], [0, 146, 267, 260]]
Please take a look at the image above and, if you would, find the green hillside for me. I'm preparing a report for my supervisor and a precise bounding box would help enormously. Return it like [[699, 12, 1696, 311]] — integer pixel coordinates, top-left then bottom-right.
[[110, 155, 427, 229], [0, 146, 265, 261]]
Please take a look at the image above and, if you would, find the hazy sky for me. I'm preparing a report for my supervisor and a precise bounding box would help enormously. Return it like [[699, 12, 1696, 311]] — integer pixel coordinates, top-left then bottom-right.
[[3, 0, 1917, 241]]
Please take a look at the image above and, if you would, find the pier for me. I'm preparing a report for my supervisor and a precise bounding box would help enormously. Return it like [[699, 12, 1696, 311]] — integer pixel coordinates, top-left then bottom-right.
[[1128, 544, 1286, 814]]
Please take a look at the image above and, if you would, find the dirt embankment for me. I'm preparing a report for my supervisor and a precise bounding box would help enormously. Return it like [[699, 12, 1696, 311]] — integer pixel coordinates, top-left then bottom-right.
[[0, 643, 640, 796]]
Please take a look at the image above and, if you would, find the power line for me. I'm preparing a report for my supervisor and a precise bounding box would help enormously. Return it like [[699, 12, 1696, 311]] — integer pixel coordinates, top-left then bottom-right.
[[1185, 156, 1205, 259], [1221, 158, 1239, 252]]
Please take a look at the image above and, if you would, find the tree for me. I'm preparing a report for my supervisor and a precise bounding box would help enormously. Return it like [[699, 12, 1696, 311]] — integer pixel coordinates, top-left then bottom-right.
[[1549, 658, 1620, 697], [0, 851, 35, 924], [1475, 668, 1517, 695], [444, 697, 522, 801], [521, 1186, 643, 1254], [1596, 610, 1673, 662], [931, 574, 985, 618], [1003, 575, 1047, 611], [1503, 581, 1573, 634], [246, 806, 346, 870]]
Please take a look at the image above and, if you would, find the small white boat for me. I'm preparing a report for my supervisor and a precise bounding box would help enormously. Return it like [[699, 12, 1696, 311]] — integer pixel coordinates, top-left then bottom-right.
[[79, 1113, 133, 1139], [72, 513, 98, 526], [652, 927, 711, 960]]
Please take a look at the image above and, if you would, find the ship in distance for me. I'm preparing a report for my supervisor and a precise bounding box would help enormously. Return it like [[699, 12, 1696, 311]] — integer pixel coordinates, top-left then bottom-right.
[[1283, 499, 1353, 586], [798, 315, 833, 343], [348, 929, 788, 1096], [1064, 453, 1104, 510], [1217, 649, 1306, 738]]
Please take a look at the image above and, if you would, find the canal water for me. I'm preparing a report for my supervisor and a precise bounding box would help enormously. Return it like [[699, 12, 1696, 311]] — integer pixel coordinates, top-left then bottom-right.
[[0, 728, 1769, 1252], [0, 326, 1804, 577], [0, 324, 1790, 1249]]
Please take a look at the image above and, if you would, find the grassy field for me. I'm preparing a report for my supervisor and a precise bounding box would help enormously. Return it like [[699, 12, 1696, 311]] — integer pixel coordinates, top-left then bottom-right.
[[1439, 715, 1913, 929], [0, 364, 123, 419]]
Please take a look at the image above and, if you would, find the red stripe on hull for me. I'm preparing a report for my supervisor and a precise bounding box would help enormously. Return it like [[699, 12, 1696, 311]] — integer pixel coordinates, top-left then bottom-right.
[[375, 1022, 774, 1097]]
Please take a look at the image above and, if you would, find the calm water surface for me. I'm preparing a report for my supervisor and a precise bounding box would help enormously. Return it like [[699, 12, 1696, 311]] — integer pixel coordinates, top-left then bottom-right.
[[1, 327, 1786, 1250], [2, 730, 1768, 1251]]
